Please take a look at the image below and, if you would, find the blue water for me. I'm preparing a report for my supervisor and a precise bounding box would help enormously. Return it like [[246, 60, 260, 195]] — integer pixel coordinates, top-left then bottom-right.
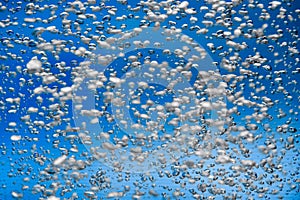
[[0, 0, 299, 199]]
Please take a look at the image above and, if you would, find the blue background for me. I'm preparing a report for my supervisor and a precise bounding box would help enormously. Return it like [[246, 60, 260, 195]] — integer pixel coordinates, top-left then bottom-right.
[[0, 0, 299, 199]]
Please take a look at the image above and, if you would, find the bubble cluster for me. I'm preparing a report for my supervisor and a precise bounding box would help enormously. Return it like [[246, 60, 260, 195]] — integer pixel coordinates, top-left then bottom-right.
[[0, 0, 299, 199]]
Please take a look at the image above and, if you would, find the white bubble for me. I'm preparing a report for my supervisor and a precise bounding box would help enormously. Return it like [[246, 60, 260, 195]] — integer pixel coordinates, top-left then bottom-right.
[[10, 135, 21, 141], [26, 57, 42, 73], [53, 155, 67, 166], [178, 1, 189, 9]]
